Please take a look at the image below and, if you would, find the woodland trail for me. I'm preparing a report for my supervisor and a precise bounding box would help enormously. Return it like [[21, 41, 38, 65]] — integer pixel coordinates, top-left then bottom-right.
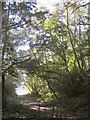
[[19, 95, 89, 119], [20, 96, 55, 118], [2, 95, 88, 119]]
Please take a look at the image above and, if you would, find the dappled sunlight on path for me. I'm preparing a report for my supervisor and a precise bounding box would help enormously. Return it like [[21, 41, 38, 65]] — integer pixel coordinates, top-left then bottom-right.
[[20, 95, 58, 118]]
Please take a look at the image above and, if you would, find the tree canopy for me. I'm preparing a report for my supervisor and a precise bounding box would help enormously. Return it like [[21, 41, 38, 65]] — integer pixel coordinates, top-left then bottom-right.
[[2, 1, 90, 118]]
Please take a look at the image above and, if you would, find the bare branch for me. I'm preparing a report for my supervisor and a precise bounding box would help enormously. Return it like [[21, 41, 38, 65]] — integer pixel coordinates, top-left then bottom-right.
[[2, 11, 48, 33], [72, 2, 90, 14]]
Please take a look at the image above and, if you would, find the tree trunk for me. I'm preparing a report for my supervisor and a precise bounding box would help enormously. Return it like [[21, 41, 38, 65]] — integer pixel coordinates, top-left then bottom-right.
[[88, 3, 90, 119], [2, 72, 6, 110]]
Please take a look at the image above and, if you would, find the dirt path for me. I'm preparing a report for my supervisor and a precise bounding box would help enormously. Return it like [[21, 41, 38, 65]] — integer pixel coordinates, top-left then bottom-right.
[[20, 96, 56, 118]]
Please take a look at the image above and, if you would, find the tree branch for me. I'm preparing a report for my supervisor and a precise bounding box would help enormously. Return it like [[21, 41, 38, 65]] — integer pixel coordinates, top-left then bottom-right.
[[2, 11, 48, 33], [72, 2, 90, 14]]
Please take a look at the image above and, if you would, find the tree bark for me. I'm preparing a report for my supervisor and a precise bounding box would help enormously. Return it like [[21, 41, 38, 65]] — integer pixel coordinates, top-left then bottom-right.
[[2, 72, 5, 110], [88, 3, 90, 119]]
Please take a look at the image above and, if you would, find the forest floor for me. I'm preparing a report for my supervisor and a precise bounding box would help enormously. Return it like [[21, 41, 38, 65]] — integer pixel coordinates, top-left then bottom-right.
[[2, 94, 55, 119], [2, 94, 89, 119], [20, 95, 56, 118]]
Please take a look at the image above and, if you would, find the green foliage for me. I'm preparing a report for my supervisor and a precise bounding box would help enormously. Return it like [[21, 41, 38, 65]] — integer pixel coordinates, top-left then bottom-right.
[[2, 1, 89, 117], [23, 74, 54, 101], [44, 18, 55, 30]]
